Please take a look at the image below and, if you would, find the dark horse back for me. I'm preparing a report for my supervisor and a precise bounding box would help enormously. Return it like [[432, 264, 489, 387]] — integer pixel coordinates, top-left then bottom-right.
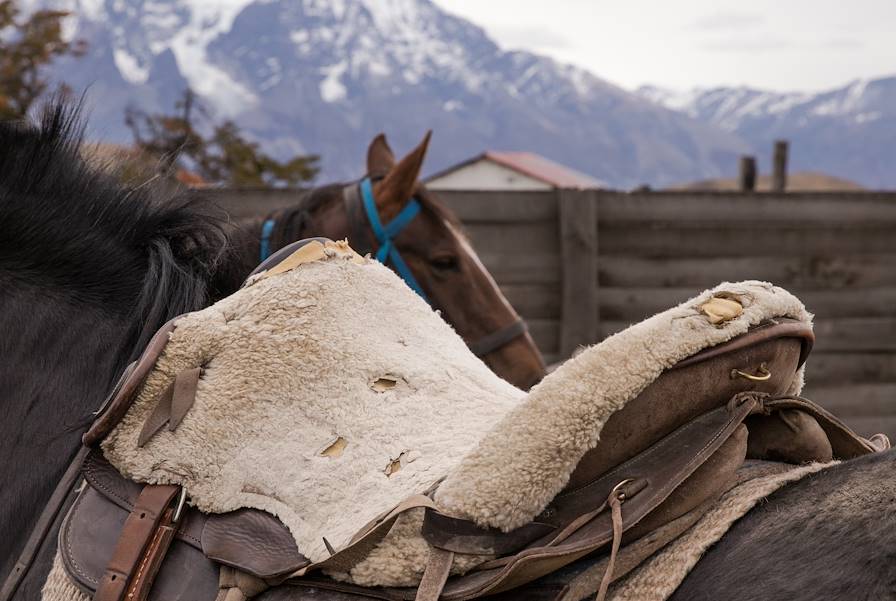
[[671, 449, 896, 601]]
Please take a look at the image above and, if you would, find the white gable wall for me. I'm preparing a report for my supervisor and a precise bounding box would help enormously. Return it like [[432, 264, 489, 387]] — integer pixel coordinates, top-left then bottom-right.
[[426, 159, 552, 191]]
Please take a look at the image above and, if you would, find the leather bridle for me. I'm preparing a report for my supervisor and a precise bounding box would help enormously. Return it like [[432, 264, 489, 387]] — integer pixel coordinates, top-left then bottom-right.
[[257, 180, 528, 359], [341, 178, 528, 358]]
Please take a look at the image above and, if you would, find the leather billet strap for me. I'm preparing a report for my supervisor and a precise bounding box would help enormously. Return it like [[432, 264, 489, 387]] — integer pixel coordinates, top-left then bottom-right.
[[94, 484, 184, 601], [138, 367, 202, 447], [467, 320, 528, 358]]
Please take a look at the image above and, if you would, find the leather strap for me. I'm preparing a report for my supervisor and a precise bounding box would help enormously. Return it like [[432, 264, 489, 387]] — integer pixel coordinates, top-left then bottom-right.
[[415, 548, 455, 601], [94, 484, 182, 601], [138, 367, 202, 447], [342, 182, 373, 257], [468, 319, 529, 358], [0, 445, 89, 601]]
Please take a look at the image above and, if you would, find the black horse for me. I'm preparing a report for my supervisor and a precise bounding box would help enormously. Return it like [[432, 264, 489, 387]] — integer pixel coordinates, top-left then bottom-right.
[[0, 104, 243, 598], [1, 106, 893, 600]]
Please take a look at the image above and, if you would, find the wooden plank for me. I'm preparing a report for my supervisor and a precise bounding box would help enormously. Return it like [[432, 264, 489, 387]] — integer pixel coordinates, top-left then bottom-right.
[[599, 256, 896, 290], [478, 253, 562, 285], [202, 188, 560, 222], [526, 318, 560, 355], [599, 287, 896, 320], [812, 318, 896, 352], [599, 226, 896, 257], [806, 352, 896, 385], [599, 318, 896, 354], [559, 189, 600, 356], [802, 383, 896, 417], [436, 190, 558, 222], [598, 192, 896, 226], [500, 284, 561, 319], [464, 222, 559, 256], [832, 415, 896, 440]]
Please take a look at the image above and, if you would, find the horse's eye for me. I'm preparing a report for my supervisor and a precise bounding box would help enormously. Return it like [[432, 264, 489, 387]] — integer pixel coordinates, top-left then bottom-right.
[[429, 255, 460, 272]]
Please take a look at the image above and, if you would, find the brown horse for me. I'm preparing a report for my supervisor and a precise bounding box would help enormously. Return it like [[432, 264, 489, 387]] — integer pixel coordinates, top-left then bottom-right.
[[230, 132, 546, 390]]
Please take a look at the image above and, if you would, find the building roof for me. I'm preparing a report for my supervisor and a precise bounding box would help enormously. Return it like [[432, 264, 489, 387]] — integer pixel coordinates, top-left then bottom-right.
[[427, 151, 605, 189]]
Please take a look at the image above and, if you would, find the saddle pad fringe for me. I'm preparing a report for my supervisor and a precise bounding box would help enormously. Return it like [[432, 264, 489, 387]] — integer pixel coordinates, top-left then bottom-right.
[[41, 553, 90, 601]]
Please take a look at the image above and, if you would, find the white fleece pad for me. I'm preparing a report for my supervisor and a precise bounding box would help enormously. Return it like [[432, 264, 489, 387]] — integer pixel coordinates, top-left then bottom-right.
[[102, 243, 810, 585], [102, 250, 525, 563]]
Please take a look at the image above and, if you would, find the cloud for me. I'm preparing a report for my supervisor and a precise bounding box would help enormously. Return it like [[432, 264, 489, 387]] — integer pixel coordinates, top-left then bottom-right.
[[700, 33, 794, 53], [688, 11, 766, 31], [491, 25, 572, 51]]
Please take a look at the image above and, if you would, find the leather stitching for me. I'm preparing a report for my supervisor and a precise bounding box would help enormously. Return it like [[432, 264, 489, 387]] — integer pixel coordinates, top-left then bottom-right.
[[86, 458, 132, 509], [126, 518, 167, 600]]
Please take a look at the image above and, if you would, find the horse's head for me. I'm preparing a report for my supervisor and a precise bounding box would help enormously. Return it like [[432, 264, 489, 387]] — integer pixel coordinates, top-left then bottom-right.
[[353, 132, 546, 389]]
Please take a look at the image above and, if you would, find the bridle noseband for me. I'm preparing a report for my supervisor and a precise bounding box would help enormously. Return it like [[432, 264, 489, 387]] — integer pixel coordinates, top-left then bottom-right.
[[258, 178, 529, 358]]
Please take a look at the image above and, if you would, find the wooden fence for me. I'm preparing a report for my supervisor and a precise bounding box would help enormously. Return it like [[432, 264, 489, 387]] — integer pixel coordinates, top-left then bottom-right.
[[205, 188, 896, 439]]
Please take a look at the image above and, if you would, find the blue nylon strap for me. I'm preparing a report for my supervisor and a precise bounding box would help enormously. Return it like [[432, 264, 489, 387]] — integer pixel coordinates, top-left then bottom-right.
[[359, 177, 429, 301], [259, 218, 276, 261]]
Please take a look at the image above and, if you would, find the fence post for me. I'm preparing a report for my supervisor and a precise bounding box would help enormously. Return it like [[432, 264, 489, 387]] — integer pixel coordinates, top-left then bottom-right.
[[739, 156, 757, 191], [558, 188, 599, 358], [773, 140, 789, 192]]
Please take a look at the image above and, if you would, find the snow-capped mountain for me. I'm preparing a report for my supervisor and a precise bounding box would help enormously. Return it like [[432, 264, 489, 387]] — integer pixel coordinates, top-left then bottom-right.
[[35, 0, 749, 187], [639, 77, 896, 188]]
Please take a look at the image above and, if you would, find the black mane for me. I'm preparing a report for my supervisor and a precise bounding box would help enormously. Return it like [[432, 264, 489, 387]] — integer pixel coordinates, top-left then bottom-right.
[[0, 103, 239, 594], [0, 103, 233, 355]]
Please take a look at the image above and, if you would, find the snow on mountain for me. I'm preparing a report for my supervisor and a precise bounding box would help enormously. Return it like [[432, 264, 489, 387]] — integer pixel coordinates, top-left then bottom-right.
[[36, 0, 751, 186], [639, 77, 896, 188]]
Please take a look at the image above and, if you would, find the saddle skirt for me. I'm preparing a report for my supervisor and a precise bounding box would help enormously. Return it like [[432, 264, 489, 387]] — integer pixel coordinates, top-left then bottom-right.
[[46, 238, 885, 601]]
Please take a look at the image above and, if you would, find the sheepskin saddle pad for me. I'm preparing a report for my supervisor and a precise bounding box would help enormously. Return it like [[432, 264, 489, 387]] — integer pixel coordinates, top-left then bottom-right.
[[49, 238, 884, 601]]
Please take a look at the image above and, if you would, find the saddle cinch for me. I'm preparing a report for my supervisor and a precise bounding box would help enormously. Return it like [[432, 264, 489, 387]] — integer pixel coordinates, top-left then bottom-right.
[[46, 239, 886, 601]]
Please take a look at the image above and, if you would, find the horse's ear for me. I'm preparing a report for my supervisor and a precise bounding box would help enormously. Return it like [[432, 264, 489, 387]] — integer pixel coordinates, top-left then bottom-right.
[[373, 131, 431, 221], [367, 133, 396, 177]]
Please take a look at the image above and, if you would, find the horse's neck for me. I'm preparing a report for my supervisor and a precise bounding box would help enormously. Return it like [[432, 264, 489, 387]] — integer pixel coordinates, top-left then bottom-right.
[[0, 284, 133, 580]]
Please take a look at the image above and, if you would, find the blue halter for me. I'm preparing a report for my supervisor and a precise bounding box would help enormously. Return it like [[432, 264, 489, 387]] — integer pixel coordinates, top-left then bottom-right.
[[259, 218, 276, 261], [359, 177, 429, 301]]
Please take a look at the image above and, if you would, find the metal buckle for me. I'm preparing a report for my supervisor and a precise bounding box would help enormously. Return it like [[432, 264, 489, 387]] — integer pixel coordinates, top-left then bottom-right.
[[172, 487, 188, 523]]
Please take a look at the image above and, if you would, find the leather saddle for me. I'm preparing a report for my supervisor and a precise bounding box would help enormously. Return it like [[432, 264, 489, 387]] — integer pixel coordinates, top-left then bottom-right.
[[45, 239, 886, 601]]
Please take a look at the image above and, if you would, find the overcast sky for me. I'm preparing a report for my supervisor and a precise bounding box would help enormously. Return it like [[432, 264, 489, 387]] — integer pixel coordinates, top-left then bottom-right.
[[436, 0, 895, 93]]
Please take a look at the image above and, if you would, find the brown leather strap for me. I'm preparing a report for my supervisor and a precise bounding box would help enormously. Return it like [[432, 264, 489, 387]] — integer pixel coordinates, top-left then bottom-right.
[[343, 182, 373, 257], [594, 493, 624, 601], [85, 320, 179, 446], [415, 548, 454, 601], [468, 319, 528, 358], [138, 367, 202, 447], [94, 484, 182, 601]]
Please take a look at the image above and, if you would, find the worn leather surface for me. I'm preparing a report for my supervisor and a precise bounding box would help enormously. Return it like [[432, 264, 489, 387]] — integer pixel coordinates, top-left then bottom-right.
[[60, 452, 307, 598], [565, 321, 809, 492], [746, 409, 833, 463], [92, 484, 180, 601], [202, 508, 309, 578]]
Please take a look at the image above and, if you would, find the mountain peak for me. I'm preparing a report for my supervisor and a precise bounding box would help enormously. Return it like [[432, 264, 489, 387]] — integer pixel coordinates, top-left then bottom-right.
[[39, 0, 748, 186]]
